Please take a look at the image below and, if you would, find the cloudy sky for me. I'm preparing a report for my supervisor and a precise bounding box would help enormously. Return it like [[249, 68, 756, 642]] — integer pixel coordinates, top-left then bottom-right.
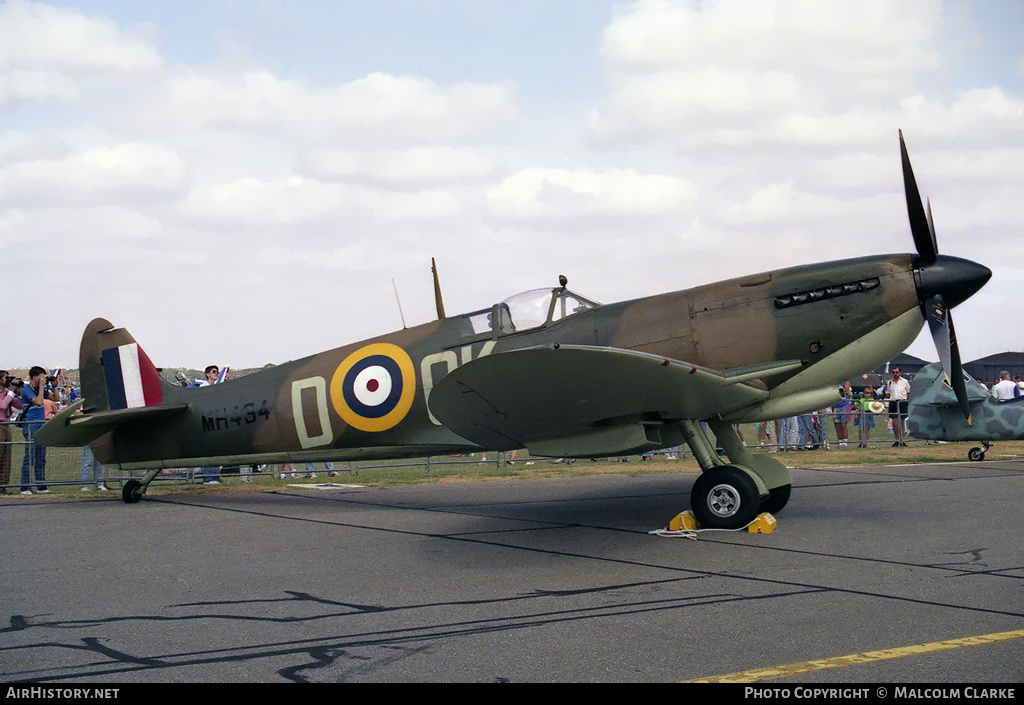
[[3, 0, 1022, 370]]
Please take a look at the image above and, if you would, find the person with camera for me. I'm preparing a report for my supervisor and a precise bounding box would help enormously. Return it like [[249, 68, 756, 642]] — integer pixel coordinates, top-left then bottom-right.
[[0, 371, 18, 494], [20, 366, 50, 494]]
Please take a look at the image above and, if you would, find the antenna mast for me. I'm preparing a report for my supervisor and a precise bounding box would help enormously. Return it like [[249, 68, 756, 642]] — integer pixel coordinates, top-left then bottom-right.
[[431, 257, 446, 320], [392, 278, 407, 329]]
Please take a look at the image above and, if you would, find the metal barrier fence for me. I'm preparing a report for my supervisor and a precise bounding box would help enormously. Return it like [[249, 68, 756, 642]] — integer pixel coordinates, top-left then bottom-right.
[[733, 408, 918, 452], [0, 409, 922, 494]]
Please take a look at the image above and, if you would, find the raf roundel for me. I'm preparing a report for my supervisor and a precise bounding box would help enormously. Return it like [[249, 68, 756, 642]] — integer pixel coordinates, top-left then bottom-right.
[[330, 343, 416, 432]]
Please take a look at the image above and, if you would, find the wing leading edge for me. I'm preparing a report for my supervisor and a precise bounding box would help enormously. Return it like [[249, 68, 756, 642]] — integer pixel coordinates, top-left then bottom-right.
[[428, 345, 773, 457]]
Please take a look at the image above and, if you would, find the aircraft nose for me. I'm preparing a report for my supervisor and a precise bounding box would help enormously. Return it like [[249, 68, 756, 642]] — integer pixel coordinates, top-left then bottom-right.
[[914, 254, 992, 309]]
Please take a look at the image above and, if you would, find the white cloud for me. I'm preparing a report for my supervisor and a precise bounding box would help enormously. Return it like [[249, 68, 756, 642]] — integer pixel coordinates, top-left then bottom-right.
[[304, 146, 498, 186], [0, 143, 186, 204], [255, 243, 370, 271], [181, 174, 463, 227], [0, 0, 161, 73], [180, 176, 346, 225], [723, 181, 797, 223], [0, 129, 71, 162], [0, 208, 28, 247], [0, 0, 160, 108], [487, 166, 697, 218], [720, 180, 861, 226], [601, 0, 939, 82], [591, 0, 946, 148], [2, 1, 1022, 368], [373, 189, 462, 220], [133, 69, 518, 149], [0, 68, 81, 107]]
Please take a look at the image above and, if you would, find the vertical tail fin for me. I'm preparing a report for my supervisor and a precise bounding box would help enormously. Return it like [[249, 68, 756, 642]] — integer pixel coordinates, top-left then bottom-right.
[[80, 318, 171, 414]]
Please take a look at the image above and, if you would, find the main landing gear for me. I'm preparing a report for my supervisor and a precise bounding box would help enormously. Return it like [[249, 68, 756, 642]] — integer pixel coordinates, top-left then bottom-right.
[[679, 419, 792, 530], [690, 465, 761, 529]]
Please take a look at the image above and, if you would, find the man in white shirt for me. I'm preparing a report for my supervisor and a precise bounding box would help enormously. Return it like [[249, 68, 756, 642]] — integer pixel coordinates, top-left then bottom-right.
[[885, 367, 912, 447], [992, 371, 1018, 401]]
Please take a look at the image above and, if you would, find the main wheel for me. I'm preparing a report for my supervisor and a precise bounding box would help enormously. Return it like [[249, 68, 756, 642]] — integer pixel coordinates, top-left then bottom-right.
[[690, 465, 761, 530], [968, 447, 985, 462], [760, 484, 792, 514], [122, 479, 143, 504]]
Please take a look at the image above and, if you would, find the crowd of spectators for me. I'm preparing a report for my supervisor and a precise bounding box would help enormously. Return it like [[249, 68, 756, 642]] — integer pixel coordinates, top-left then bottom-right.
[[0, 368, 103, 495], [3, 368, 55, 494], [4, 363, 1024, 495], [768, 367, 1024, 452]]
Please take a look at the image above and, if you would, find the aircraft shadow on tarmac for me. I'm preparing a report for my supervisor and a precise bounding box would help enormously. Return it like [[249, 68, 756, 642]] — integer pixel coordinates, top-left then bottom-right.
[[6, 462, 1020, 683]]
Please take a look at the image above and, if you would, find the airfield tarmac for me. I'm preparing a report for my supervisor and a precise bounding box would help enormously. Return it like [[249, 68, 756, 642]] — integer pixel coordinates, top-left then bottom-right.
[[1, 459, 1021, 684]]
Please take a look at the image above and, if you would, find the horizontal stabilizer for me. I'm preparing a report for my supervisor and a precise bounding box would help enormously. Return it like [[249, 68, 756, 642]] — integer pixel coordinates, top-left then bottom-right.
[[35, 399, 189, 447], [428, 344, 768, 452]]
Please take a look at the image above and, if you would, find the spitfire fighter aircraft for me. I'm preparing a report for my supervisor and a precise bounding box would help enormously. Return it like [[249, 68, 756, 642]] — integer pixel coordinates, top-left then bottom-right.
[[38, 132, 991, 528], [908, 362, 1024, 461]]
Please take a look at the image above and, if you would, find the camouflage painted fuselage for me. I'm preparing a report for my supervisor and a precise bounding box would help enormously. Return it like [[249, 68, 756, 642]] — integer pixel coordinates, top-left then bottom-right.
[[57, 252, 926, 470]]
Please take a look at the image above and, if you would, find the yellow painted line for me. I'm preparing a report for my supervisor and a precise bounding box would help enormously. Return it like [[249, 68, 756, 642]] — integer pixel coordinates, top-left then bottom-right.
[[687, 629, 1024, 683]]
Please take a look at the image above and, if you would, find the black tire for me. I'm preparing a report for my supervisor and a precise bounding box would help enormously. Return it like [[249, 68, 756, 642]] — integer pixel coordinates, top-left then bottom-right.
[[690, 465, 761, 530], [968, 447, 985, 462], [760, 484, 792, 514], [122, 479, 143, 504]]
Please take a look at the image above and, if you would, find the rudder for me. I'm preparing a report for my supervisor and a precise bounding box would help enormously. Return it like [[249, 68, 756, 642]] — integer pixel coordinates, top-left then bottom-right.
[[80, 318, 173, 413]]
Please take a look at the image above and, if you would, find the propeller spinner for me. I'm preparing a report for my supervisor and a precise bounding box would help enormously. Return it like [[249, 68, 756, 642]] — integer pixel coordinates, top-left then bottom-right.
[[900, 130, 991, 423]]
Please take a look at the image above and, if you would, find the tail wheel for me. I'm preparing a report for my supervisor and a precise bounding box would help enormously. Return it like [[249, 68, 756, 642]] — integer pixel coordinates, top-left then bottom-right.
[[690, 465, 761, 530], [968, 447, 985, 462], [122, 479, 144, 504]]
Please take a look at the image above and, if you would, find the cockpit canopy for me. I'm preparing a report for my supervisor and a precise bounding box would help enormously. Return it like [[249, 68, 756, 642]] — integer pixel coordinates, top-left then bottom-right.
[[503, 288, 600, 329], [461, 287, 601, 338]]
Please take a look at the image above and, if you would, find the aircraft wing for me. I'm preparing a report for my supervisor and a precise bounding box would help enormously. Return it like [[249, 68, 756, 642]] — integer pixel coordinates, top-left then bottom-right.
[[428, 345, 769, 457]]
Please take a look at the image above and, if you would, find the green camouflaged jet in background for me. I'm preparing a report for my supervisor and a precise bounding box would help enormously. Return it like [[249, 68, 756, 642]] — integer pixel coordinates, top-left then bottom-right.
[[908, 362, 1024, 461]]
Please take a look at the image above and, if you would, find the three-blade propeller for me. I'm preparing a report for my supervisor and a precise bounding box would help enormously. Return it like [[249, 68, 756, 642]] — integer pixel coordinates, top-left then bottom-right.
[[900, 130, 975, 423]]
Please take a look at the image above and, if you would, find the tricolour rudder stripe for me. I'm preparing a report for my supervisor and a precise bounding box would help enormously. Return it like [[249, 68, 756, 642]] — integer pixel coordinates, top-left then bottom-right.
[[101, 342, 164, 410], [118, 343, 145, 408], [80, 318, 175, 415], [138, 346, 163, 406], [101, 345, 128, 410]]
